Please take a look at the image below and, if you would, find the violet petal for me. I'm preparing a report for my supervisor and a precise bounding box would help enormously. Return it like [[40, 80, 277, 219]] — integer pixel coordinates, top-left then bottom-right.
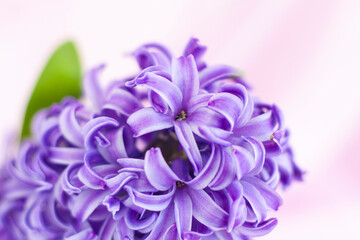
[[144, 148, 179, 191], [174, 121, 202, 175], [171, 55, 199, 105], [127, 108, 173, 137], [186, 144, 221, 190], [188, 188, 228, 230], [174, 189, 192, 239], [125, 185, 175, 211]]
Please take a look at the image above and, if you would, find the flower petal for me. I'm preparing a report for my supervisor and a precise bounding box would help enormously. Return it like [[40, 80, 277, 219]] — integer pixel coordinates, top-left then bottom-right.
[[232, 137, 265, 178], [133, 43, 172, 70], [146, 203, 175, 240], [162, 224, 178, 240], [187, 93, 213, 115], [61, 163, 83, 195], [117, 158, 145, 169], [188, 107, 224, 129], [263, 137, 283, 157], [232, 145, 253, 180], [70, 189, 109, 222], [102, 195, 122, 220], [126, 66, 168, 87], [183, 37, 207, 70], [98, 216, 116, 240], [226, 181, 246, 231], [24, 193, 66, 238], [96, 126, 131, 163], [208, 92, 243, 130], [124, 209, 157, 231], [272, 104, 284, 130], [127, 108, 173, 137], [209, 149, 236, 191], [133, 71, 183, 114], [103, 88, 142, 116], [78, 152, 112, 189], [149, 90, 170, 114], [170, 158, 191, 181], [64, 228, 97, 240], [174, 121, 202, 175], [126, 173, 158, 193], [183, 219, 213, 240], [59, 103, 84, 147], [260, 157, 280, 189], [125, 185, 175, 211], [236, 218, 278, 237], [186, 144, 221, 190], [243, 137, 265, 176], [241, 180, 267, 223], [174, 189, 192, 239], [48, 147, 85, 165], [83, 64, 105, 109], [171, 55, 199, 105], [188, 188, 228, 230], [274, 147, 304, 187], [183, 228, 217, 240], [243, 176, 282, 211], [40, 115, 66, 147], [83, 117, 119, 150], [198, 125, 232, 146], [116, 218, 134, 239], [105, 172, 138, 195], [219, 83, 254, 126], [144, 148, 179, 191], [199, 65, 248, 89], [235, 111, 276, 140]]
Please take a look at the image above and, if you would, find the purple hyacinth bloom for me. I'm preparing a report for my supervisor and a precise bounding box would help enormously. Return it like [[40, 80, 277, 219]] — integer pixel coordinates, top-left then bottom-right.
[[127, 54, 217, 174], [0, 38, 303, 240]]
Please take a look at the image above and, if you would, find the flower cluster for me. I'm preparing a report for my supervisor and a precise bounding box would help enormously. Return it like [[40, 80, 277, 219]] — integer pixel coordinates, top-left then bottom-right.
[[0, 38, 303, 240]]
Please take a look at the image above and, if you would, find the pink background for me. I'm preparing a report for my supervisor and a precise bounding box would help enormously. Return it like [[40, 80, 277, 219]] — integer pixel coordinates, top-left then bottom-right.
[[1, 0, 360, 239]]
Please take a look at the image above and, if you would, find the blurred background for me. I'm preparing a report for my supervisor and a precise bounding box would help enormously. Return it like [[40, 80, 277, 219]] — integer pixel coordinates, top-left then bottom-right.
[[1, 0, 359, 239]]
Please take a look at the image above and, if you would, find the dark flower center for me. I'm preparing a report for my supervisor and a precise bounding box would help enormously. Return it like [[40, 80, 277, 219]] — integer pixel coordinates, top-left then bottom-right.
[[176, 181, 185, 188], [175, 110, 187, 121], [146, 132, 188, 164]]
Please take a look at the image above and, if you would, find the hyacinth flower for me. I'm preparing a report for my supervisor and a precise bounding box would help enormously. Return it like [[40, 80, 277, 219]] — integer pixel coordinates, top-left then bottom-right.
[[126, 56, 254, 175], [0, 99, 98, 240], [117, 44, 283, 238], [0, 38, 303, 240], [116, 141, 282, 239]]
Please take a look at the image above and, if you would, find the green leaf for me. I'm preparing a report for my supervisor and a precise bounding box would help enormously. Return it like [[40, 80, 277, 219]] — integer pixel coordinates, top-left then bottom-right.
[[21, 41, 82, 139]]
